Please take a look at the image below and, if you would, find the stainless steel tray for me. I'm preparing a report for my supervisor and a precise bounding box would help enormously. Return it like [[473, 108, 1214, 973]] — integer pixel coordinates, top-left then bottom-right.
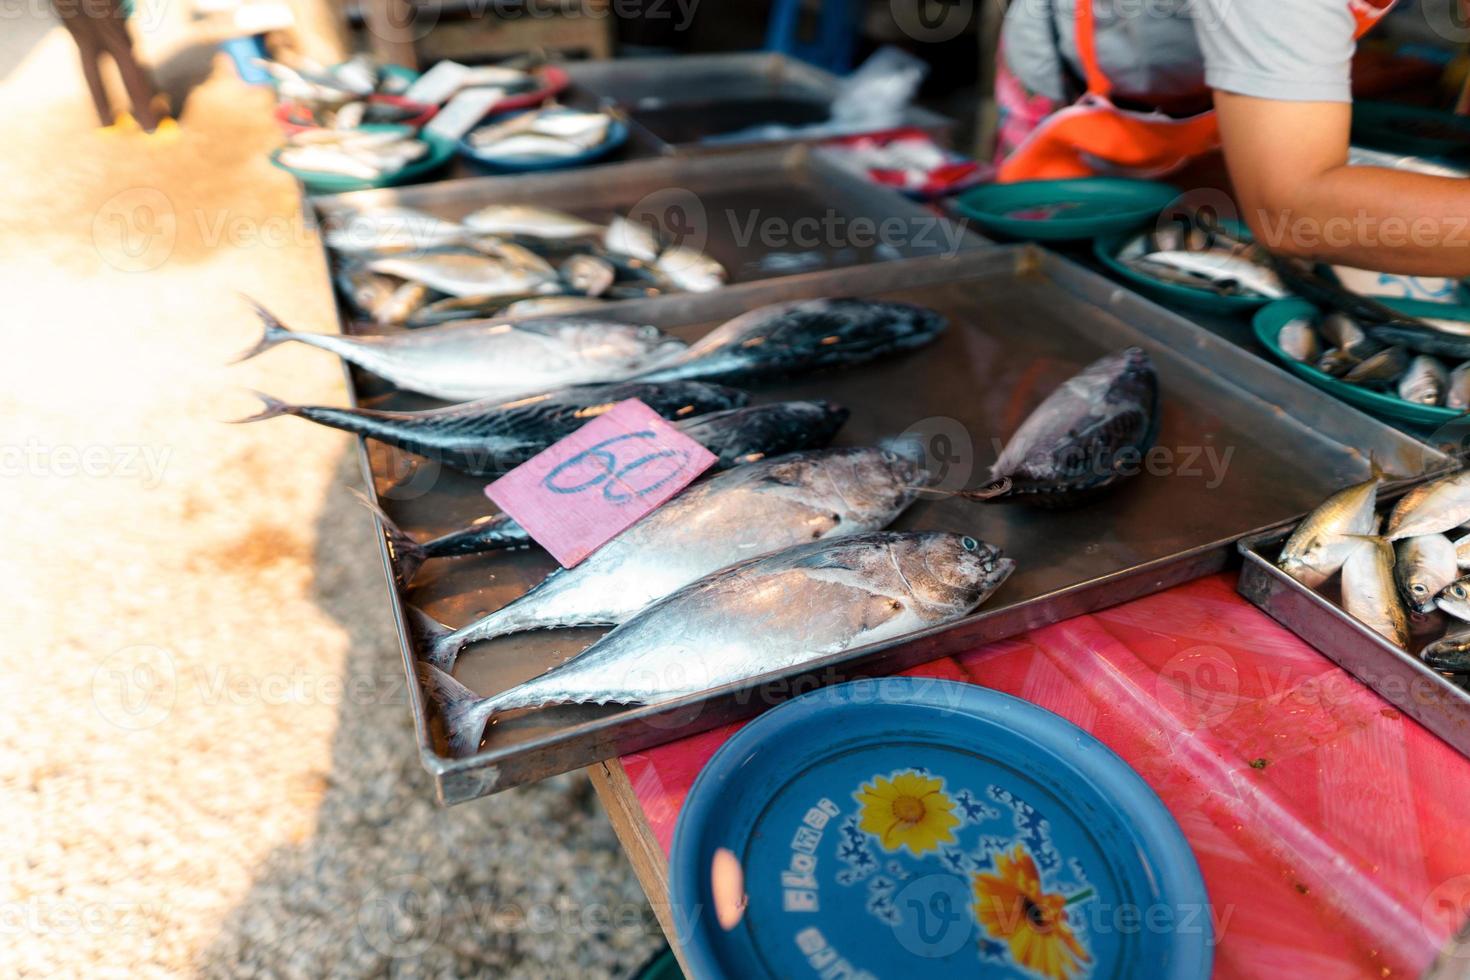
[[562, 51, 954, 155], [334, 246, 1449, 803], [312, 144, 982, 287], [1237, 500, 1470, 760]]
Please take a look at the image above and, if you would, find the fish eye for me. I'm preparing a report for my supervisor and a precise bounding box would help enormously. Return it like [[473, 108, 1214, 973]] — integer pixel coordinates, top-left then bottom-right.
[[1414, 584, 1428, 594], [1456, 586, 1468, 600], [636, 325, 661, 339], [961, 536, 978, 552]]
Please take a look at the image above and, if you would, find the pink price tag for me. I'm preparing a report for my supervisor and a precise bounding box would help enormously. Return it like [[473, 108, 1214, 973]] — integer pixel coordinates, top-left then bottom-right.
[[484, 398, 718, 568]]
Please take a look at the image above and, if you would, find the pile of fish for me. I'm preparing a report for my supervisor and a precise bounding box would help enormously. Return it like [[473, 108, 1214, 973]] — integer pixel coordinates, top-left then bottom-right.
[[1278, 467, 1470, 671], [276, 127, 430, 181], [323, 205, 729, 326], [1114, 219, 1286, 300], [463, 105, 618, 160]]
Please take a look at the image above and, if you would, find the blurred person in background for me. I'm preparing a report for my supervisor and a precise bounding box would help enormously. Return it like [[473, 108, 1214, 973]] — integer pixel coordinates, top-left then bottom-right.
[[50, 0, 170, 133], [994, 0, 1470, 276]]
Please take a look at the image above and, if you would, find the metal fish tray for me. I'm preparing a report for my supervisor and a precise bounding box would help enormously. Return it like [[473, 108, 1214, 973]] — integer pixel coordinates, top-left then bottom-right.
[[1237, 501, 1470, 761], [562, 52, 954, 155], [329, 245, 1449, 803], [312, 144, 982, 287]]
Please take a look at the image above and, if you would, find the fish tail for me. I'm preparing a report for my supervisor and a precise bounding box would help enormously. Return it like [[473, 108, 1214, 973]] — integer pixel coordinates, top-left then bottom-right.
[[226, 390, 297, 424], [416, 663, 497, 758], [232, 298, 298, 363], [348, 488, 429, 584], [408, 605, 466, 673]]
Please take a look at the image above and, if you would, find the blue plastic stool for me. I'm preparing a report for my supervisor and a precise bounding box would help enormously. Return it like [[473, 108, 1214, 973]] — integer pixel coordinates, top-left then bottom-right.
[[765, 0, 863, 74]]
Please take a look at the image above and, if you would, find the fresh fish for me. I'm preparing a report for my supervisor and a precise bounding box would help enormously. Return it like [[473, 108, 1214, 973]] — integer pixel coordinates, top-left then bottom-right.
[[1450, 364, 1470, 411], [561, 254, 615, 296], [470, 239, 559, 278], [1279, 318, 1320, 363], [1438, 575, 1470, 621], [1341, 535, 1411, 647], [1454, 531, 1470, 569], [323, 207, 467, 254], [1134, 250, 1286, 298], [472, 134, 593, 159], [377, 280, 431, 326], [461, 204, 602, 240], [1319, 313, 1369, 353], [604, 215, 661, 262], [502, 295, 609, 318], [1367, 321, 1470, 360], [278, 130, 428, 179], [367, 251, 556, 299], [336, 266, 397, 321], [233, 301, 686, 402], [370, 400, 854, 580], [1394, 534, 1458, 614], [1342, 345, 1408, 388], [419, 531, 1013, 756], [411, 447, 929, 670], [1397, 355, 1449, 406], [1385, 470, 1470, 541], [406, 293, 524, 327], [977, 347, 1158, 508], [1277, 470, 1383, 587], [1315, 348, 1360, 378], [1421, 628, 1470, 673], [631, 298, 946, 386], [232, 380, 746, 476], [654, 246, 727, 293]]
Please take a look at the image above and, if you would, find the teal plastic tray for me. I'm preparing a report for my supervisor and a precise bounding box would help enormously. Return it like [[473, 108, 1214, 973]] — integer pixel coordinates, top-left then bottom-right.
[[1094, 222, 1275, 315], [1253, 296, 1470, 427], [270, 124, 455, 194], [950, 178, 1180, 241]]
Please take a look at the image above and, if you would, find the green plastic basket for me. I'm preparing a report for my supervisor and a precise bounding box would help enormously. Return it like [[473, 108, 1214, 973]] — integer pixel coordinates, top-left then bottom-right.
[[1253, 296, 1470, 427], [1093, 221, 1276, 315], [950, 178, 1180, 241]]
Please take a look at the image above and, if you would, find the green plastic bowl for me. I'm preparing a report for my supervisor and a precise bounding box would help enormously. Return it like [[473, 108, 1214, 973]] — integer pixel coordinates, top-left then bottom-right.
[[950, 177, 1181, 242], [1093, 221, 1276, 315], [269, 124, 456, 194], [1253, 297, 1470, 427], [1352, 101, 1470, 161]]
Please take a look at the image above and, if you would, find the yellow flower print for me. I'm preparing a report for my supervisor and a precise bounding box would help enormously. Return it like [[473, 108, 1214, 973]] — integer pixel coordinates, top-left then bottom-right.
[[854, 770, 961, 856], [972, 843, 1091, 980]]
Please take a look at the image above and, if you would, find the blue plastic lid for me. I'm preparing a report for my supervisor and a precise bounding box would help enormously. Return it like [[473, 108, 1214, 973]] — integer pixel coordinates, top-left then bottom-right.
[[670, 678, 1212, 980]]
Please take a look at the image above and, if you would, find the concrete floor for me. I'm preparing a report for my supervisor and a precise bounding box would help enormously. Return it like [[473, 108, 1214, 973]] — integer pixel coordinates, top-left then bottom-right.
[[0, 14, 661, 979]]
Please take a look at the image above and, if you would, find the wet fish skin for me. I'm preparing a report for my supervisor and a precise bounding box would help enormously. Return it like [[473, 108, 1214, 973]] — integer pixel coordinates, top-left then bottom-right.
[[1454, 531, 1470, 569], [631, 298, 946, 386], [1394, 534, 1458, 614], [411, 447, 929, 670], [1279, 318, 1320, 363], [1341, 535, 1411, 647], [1315, 348, 1360, 378], [231, 380, 747, 477], [1319, 312, 1367, 352], [1342, 345, 1409, 388], [420, 531, 1014, 756], [654, 246, 726, 293], [604, 215, 661, 262], [1278, 471, 1382, 587], [378, 280, 431, 326], [985, 347, 1159, 508], [323, 207, 468, 255], [1437, 576, 1470, 622], [1397, 355, 1449, 406], [1422, 629, 1470, 673], [462, 204, 602, 240], [232, 300, 687, 403], [1135, 249, 1286, 298], [1449, 364, 1470, 411], [561, 254, 615, 296], [1367, 321, 1470, 360], [1386, 470, 1470, 540], [368, 251, 557, 299]]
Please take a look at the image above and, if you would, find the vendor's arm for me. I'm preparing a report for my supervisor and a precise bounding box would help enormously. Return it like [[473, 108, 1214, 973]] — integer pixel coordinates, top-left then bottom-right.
[[1215, 93, 1470, 275], [1198, 0, 1470, 275]]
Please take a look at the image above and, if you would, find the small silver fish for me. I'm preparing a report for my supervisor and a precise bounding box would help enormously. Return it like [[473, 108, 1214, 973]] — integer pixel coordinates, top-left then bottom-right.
[[461, 205, 602, 240], [323, 207, 467, 255], [1278, 470, 1383, 587], [1342, 535, 1411, 647], [1343, 345, 1409, 388], [234, 300, 686, 402], [1386, 470, 1470, 540], [1319, 313, 1369, 353], [604, 215, 661, 262], [1136, 249, 1287, 298], [1453, 530, 1470, 569], [654, 245, 727, 293], [413, 446, 929, 670], [1396, 355, 1449, 406], [501, 295, 608, 317], [377, 280, 431, 326], [368, 251, 557, 298], [1279, 318, 1321, 363], [1315, 348, 1360, 378], [420, 531, 1015, 756], [561, 254, 615, 296], [1394, 534, 1458, 614]]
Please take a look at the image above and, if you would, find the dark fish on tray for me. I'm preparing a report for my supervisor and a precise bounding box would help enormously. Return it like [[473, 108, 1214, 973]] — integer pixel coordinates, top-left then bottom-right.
[[411, 447, 927, 671], [631, 298, 946, 386], [1422, 629, 1470, 673], [1341, 534, 1410, 648], [369, 400, 853, 580], [1397, 354, 1449, 406], [1342, 345, 1408, 388], [231, 380, 747, 475], [419, 531, 1014, 757], [969, 347, 1159, 508], [1394, 534, 1458, 614], [233, 301, 687, 402]]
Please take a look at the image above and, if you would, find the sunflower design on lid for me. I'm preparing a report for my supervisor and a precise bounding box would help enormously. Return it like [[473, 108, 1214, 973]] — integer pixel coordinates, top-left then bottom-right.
[[972, 843, 1092, 980], [854, 769, 961, 857]]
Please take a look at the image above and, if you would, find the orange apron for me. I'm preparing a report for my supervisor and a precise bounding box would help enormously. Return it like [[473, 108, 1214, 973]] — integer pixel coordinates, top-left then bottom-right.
[[997, 0, 1398, 183]]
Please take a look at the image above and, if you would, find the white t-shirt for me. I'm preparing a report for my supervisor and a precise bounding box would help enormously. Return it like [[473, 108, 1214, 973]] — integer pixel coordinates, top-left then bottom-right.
[[1002, 0, 1359, 107]]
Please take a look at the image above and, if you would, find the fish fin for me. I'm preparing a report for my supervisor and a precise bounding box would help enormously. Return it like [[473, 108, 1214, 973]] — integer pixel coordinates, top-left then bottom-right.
[[226, 390, 296, 424], [1368, 455, 1388, 484], [415, 663, 495, 758], [408, 605, 462, 672], [347, 488, 429, 584], [232, 298, 297, 363]]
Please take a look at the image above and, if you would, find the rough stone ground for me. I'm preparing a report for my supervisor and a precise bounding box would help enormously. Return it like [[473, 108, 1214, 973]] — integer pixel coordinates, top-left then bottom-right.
[[0, 13, 662, 979]]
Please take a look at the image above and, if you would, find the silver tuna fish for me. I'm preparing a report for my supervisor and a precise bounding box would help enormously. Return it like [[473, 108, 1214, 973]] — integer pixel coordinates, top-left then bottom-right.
[[420, 531, 1014, 756], [1386, 470, 1470, 540], [1393, 534, 1458, 614], [233, 301, 686, 403], [412, 447, 928, 670], [1277, 469, 1383, 587]]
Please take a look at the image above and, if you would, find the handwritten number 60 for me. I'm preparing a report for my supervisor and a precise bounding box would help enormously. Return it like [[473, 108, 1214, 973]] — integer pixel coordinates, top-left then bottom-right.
[[543, 431, 691, 503]]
